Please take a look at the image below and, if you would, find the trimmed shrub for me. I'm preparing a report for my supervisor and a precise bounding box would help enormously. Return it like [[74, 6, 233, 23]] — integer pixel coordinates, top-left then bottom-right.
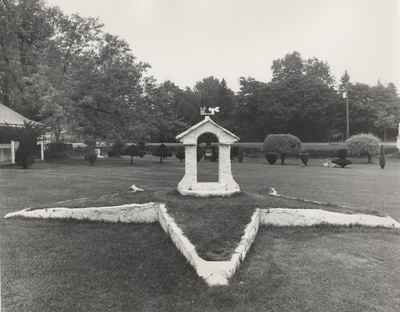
[[152, 144, 171, 163], [14, 123, 42, 169], [263, 134, 302, 165], [265, 152, 279, 165], [84, 139, 97, 166], [15, 136, 36, 169], [15, 144, 35, 169], [84, 150, 97, 166], [175, 146, 185, 162], [346, 133, 380, 163], [379, 145, 386, 169], [123, 144, 145, 165], [108, 140, 124, 157], [299, 152, 309, 166]]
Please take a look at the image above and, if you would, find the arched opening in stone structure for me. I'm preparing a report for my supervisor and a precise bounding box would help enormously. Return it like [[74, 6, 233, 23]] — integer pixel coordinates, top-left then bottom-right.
[[197, 132, 219, 182]]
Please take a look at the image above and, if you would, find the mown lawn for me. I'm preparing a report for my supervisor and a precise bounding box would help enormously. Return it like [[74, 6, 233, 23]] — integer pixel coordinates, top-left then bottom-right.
[[233, 226, 400, 312], [1, 156, 400, 311]]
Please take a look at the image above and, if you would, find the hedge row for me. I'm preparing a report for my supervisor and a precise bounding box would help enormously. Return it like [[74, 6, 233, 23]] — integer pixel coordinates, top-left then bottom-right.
[[41, 136, 398, 163], [117, 140, 398, 159]]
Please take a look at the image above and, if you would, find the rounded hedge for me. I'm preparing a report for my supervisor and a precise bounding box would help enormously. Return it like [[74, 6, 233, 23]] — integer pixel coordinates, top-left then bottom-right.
[[122, 144, 145, 157], [263, 134, 301, 165], [263, 134, 302, 154], [84, 149, 97, 166], [345, 133, 380, 163], [152, 144, 172, 163], [108, 140, 124, 157]]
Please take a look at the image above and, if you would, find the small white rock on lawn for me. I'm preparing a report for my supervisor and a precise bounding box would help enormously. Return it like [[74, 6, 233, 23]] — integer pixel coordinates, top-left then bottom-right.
[[128, 184, 144, 192]]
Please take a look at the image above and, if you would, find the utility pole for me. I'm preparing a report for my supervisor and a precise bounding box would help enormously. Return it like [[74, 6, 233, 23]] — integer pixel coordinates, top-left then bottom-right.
[[343, 90, 350, 139], [340, 70, 351, 140]]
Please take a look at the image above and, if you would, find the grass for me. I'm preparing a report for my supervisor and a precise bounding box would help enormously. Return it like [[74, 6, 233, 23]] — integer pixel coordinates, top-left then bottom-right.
[[233, 226, 400, 312], [162, 191, 257, 260], [1, 219, 203, 312], [1, 156, 400, 311]]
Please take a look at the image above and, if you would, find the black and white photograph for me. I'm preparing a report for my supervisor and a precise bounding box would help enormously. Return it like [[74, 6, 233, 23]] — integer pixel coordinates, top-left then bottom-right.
[[1, 0, 399, 311]]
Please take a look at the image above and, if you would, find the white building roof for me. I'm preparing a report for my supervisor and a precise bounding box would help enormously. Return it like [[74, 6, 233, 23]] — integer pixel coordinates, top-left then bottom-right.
[[0, 103, 38, 127]]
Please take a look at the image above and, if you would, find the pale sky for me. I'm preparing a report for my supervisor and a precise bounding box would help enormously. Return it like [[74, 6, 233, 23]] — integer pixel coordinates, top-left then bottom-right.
[[47, 0, 399, 91]]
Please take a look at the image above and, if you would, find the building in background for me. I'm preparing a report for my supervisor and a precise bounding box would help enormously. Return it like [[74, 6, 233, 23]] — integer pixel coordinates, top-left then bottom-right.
[[0, 103, 43, 163]]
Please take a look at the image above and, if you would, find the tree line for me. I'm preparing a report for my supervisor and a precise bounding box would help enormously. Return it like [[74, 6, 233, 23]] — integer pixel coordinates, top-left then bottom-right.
[[1, 0, 399, 144]]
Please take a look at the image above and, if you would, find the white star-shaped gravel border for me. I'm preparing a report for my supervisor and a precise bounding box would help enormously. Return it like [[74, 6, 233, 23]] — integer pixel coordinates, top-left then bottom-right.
[[5, 199, 400, 286]]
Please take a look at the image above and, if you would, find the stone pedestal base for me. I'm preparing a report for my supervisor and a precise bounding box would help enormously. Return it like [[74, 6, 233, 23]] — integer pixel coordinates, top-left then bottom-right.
[[177, 181, 240, 197]]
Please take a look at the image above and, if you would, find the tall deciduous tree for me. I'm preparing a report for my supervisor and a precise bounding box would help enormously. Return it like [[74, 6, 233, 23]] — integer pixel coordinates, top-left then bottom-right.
[[0, 0, 54, 117], [143, 79, 188, 142], [268, 51, 339, 141], [66, 33, 150, 143], [235, 77, 270, 140]]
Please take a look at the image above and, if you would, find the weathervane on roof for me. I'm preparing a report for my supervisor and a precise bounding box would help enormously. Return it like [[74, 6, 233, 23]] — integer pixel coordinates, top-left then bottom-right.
[[200, 106, 220, 116]]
